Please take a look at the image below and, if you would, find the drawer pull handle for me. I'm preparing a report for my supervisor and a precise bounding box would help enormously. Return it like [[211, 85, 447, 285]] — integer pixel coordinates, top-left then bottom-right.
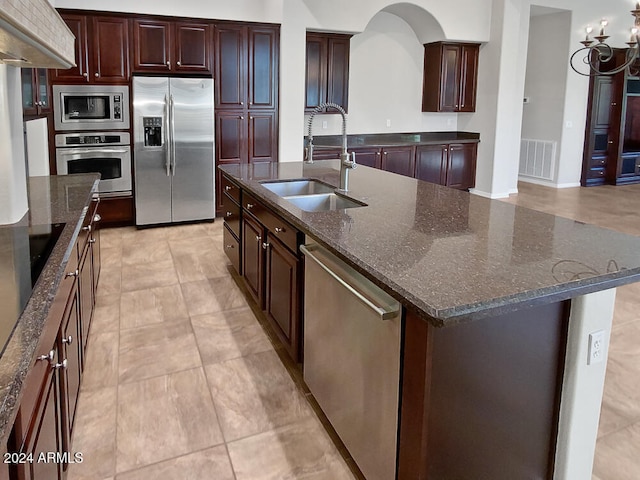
[[274, 227, 285, 233], [38, 350, 55, 362], [62, 335, 73, 345], [225, 185, 232, 192], [246, 203, 254, 209], [66, 269, 79, 278]]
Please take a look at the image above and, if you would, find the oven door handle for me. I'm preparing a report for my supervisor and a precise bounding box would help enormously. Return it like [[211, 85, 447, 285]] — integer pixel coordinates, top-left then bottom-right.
[[164, 94, 171, 177], [170, 94, 176, 176], [60, 148, 130, 155]]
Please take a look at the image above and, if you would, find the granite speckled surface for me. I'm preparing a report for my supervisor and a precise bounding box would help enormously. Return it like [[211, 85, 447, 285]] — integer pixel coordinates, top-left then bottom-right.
[[0, 174, 99, 446], [219, 161, 640, 326], [308, 131, 480, 148]]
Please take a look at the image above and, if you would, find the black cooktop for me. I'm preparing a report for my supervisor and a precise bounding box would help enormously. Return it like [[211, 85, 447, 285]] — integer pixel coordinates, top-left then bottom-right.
[[0, 222, 65, 356]]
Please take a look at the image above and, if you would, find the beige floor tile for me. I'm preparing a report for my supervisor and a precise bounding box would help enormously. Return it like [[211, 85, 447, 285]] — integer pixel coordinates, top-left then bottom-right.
[[68, 387, 117, 480], [593, 421, 640, 480], [172, 250, 230, 283], [181, 277, 248, 316], [168, 235, 221, 257], [122, 240, 172, 266], [120, 284, 189, 330], [99, 227, 125, 250], [163, 222, 217, 240], [227, 417, 354, 480], [118, 321, 201, 384], [82, 331, 119, 392], [120, 258, 178, 292], [91, 294, 121, 334], [115, 445, 234, 480], [116, 368, 224, 473], [100, 247, 123, 270], [191, 308, 273, 365], [97, 267, 122, 297], [120, 226, 167, 243], [204, 350, 312, 442]]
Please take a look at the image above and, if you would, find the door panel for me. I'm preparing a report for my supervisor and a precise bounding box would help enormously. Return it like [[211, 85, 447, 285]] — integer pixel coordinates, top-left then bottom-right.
[[349, 147, 381, 169], [446, 143, 477, 190], [92, 16, 129, 83], [242, 215, 264, 308], [175, 22, 211, 72], [249, 28, 278, 109], [249, 112, 277, 163], [132, 20, 171, 71], [51, 14, 89, 83], [215, 25, 247, 109], [381, 146, 415, 177], [440, 44, 460, 111], [326, 36, 350, 112], [415, 145, 446, 185], [305, 35, 327, 112]]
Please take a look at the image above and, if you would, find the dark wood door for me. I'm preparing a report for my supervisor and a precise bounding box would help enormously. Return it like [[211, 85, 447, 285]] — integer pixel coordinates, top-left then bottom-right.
[[50, 14, 89, 83], [90, 207, 101, 297], [249, 111, 277, 163], [248, 26, 278, 109], [215, 24, 247, 109], [242, 214, 265, 308], [439, 44, 461, 112], [175, 22, 211, 73], [216, 111, 247, 163], [21, 69, 38, 117], [91, 16, 129, 84], [305, 34, 327, 112], [265, 233, 300, 362], [458, 44, 479, 112], [415, 144, 446, 185], [349, 147, 381, 169], [78, 247, 93, 359], [326, 35, 350, 112], [132, 19, 171, 72], [446, 143, 477, 189], [381, 146, 415, 177]]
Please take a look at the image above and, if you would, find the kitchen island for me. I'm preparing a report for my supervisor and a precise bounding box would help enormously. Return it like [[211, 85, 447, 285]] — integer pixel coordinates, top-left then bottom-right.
[[0, 174, 99, 465], [219, 160, 640, 480]]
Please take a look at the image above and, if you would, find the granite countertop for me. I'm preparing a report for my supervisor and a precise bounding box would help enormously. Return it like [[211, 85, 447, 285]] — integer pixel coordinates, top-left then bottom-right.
[[220, 161, 640, 326], [0, 174, 99, 445], [309, 131, 480, 148]]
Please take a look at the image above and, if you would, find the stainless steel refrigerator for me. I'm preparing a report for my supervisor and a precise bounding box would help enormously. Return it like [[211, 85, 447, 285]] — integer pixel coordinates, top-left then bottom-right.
[[133, 76, 214, 226]]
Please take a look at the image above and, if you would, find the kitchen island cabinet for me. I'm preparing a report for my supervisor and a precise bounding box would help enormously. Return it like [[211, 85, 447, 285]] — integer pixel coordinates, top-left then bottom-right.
[[219, 160, 640, 480]]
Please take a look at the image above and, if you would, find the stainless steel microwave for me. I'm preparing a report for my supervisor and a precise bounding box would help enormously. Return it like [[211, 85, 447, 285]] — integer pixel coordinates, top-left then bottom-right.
[[52, 85, 130, 132]]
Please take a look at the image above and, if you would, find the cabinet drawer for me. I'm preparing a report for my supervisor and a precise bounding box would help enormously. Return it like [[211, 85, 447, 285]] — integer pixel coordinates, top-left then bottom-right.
[[221, 174, 241, 204], [222, 192, 241, 238], [590, 156, 608, 168], [587, 168, 606, 179], [223, 223, 240, 274], [243, 191, 300, 253]]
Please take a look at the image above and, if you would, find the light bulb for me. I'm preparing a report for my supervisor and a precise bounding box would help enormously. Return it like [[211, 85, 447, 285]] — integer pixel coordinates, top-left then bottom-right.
[[585, 25, 593, 35]]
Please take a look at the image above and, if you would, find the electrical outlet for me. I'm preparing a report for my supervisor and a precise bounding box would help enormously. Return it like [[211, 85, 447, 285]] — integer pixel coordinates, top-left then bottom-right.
[[322, 120, 328, 129], [386, 119, 391, 127], [588, 330, 606, 365]]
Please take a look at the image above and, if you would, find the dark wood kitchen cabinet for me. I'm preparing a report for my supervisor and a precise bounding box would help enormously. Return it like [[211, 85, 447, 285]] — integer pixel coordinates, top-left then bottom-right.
[[21, 68, 51, 117], [51, 13, 130, 84], [422, 42, 479, 113], [242, 212, 265, 307], [132, 19, 211, 73], [349, 147, 381, 168], [381, 146, 416, 177], [415, 143, 477, 190], [305, 33, 351, 113]]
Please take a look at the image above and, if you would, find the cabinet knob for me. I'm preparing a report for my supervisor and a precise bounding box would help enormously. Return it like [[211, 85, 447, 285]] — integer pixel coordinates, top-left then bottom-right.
[[383, 151, 388, 155], [225, 244, 235, 249], [66, 269, 79, 278], [246, 203, 254, 209], [608, 140, 614, 144], [240, 102, 244, 105], [612, 102, 617, 106], [38, 350, 55, 363], [89, 238, 97, 244], [226, 211, 233, 217], [274, 227, 285, 233], [166, 61, 171, 68], [225, 185, 232, 191], [176, 61, 181, 66], [83, 73, 88, 78], [62, 335, 73, 345], [94, 214, 101, 222], [262, 242, 270, 250], [83, 224, 92, 232], [255, 235, 261, 242], [54, 359, 68, 370], [249, 101, 253, 105], [240, 116, 244, 120], [94, 72, 99, 77]]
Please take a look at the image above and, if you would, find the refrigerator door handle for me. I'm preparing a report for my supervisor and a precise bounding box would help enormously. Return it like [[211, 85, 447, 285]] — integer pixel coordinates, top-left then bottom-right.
[[164, 94, 171, 177], [170, 94, 177, 175]]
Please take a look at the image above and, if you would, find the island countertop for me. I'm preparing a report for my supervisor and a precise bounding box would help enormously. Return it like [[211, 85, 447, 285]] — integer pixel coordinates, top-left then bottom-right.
[[219, 161, 640, 325], [0, 174, 99, 446]]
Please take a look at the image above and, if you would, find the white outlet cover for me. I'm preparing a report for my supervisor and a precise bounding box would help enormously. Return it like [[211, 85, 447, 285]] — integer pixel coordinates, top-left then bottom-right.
[[587, 329, 606, 365]]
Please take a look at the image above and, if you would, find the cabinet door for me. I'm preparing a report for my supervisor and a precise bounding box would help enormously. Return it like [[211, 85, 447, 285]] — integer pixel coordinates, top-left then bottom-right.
[[215, 25, 247, 109], [248, 26, 278, 109], [305, 34, 327, 112], [458, 44, 479, 112], [242, 214, 265, 308], [381, 146, 415, 177], [349, 147, 381, 169], [78, 246, 94, 358], [326, 36, 350, 112], [446, 143, 477, 190], [249, 111, 278, 163], [132, 19, 171, 72], [50, 14, 89, 83], [439, 44, 461, 112], [91, 16, 130, 83], [216, 111, 247, 163], [90, 204, 101, 297], [175, 22, 211, 73], [415, 145, 446, 185], [36, 69, 51, 114], [21, 69, 38, 117], [265, 233, 300, 362]]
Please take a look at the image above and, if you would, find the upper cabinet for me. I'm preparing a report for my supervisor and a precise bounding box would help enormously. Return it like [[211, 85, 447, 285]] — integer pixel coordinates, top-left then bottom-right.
[[422, 42, 479, 113], [215, 23, 279, 110], [132, 19, 211, 74], [22, 68, 51, 117], [305, 32, 351, 113], [51, 13, 130, 84]]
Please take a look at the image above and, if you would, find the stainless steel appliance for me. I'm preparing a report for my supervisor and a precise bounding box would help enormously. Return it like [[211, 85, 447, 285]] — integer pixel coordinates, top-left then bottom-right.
[[55, 132, 132, 196], [52, 85, 130, 131], [300, 242, 401, 480], [132, 76, 215, 226]]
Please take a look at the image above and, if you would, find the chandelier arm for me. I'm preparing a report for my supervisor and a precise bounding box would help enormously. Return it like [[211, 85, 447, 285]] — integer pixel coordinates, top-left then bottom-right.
[[570, 45, 639, 76]]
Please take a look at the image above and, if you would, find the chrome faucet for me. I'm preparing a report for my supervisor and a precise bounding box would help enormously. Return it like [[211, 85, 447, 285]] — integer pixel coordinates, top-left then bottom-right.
[[305, 102, 357, 192]]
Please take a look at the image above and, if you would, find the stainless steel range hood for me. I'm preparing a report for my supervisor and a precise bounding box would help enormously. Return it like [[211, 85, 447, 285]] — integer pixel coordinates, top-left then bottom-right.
[[0, 0, 75, 69]]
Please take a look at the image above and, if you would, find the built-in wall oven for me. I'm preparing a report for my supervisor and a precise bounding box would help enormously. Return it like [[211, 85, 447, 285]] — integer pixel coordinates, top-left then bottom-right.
[[55, 132, 132, 196], [52, 85, 130, 131]]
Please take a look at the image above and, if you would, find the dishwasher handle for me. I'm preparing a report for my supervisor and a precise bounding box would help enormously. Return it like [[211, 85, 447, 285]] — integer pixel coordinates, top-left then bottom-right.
[[300, 244, 399, 320]]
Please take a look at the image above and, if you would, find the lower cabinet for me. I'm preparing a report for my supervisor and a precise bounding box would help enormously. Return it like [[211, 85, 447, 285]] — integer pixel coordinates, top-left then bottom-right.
[[241, 213, 265, 307], [381, 146, 416, 177]]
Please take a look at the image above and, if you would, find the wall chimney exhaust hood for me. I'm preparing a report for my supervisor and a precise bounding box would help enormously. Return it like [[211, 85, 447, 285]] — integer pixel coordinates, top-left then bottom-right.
[[0, 0, 74, 69]]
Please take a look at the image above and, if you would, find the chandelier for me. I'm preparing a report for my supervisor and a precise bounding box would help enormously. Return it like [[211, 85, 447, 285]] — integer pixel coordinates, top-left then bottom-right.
[[570, 3, 640, 76]]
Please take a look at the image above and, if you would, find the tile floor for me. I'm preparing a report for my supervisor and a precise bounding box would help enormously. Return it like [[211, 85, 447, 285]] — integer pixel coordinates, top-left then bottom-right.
[[67, 222, 355, 480], [68, 181, 640, 480]]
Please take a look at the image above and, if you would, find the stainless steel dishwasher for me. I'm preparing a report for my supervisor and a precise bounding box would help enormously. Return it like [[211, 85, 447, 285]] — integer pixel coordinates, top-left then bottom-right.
[[300, 242, 401, 480]]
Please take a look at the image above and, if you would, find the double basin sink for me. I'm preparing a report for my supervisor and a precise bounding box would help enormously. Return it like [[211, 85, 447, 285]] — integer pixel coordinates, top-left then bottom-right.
[[261, 180, 366, 212]]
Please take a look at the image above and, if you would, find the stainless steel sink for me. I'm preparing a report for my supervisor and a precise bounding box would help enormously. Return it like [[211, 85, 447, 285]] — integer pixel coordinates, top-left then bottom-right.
[[284, 193, 366, 212], [261, 179, 335, 197]]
